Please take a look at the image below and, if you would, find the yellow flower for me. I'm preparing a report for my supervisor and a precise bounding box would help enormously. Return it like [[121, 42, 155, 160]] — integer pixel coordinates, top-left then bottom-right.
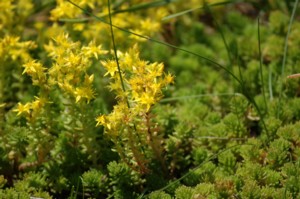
[[74, 86, 95, 103], [0, 36, 36, 61], [22, 60, 46, 76], [64, 52, 82, 68], [50, 0, 97, 21], [73, 23, 85, 31], [14, 102, 31, 116], [107, 81, 122, 91], [96, 115, 106, 127], [22, 60, 47, 86], [137, 93, 155, 111], [83, 74, 94, 85], [96, 45, 174, 137], [31, 97, 47, 111], [101, 60, 118, 77], [58, 81, 74, 94], [140, 18, 161, 33], [43, 33, 102, 104], [164, 73, 175, 85], [50, 1, 79, 21], [81, 41, 108, 59], [0, 1, 15, 12], [149, 82, 162, 94], [129, 29, 149, 42]]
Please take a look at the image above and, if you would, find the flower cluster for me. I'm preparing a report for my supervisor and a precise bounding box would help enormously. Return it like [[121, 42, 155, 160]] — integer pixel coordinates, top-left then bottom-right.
[[50, 0, 98, 21], [0, 36, 36, 61], [96, 45, 173, 172], [0, 0, 33, 35], [44, 33, 107, 103], [22, 60, 47, 86], [14, 34, 107, 119], [50, 0, 167, 45], [0, 36, 36, 106], [0, 0, 15, 31], [96, 45, 174, 129], [14, 97, 47, 121]]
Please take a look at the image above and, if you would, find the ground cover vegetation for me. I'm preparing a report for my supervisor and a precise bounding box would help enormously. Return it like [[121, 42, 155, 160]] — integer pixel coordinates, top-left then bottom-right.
[[1, 0, 300, 198]]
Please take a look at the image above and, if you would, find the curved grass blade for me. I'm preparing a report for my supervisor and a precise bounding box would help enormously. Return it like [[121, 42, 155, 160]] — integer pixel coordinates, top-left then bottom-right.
[[160, 92, 242, 102], [233, 40, 269, 136], [203, 2, 233, 78], [66, 0, 242, 86], [257, 17, 268, 113], [60, 18, 90, 22], [107, 0, 127, 101], [268, 63, 273, 101]]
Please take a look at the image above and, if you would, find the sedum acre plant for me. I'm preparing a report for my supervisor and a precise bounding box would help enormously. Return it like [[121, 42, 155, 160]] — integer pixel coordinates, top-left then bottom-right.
[[14, 33, 107, 120], [96, 45, 174, 174]]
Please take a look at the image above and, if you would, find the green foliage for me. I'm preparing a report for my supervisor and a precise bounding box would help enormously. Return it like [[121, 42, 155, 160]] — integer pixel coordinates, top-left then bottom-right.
[[192, 183, 216, 199], [0, 176, 7, 189], [147, 191, 171, 199], [0, 172, 52, 199], [107, 161, 143, 198], [183, 162, 216, 186], [2, 1, 300, 198], [267, 138, 291, 168], [269, 10, 289, 34], [81, 169, 107, 197], [174, 185, 193, 199], [0, 188, 52, 199]]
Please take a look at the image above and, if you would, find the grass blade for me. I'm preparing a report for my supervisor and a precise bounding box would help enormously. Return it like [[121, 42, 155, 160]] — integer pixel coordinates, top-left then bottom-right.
[[107, 0, 127, 98], [160, 93, 242, 102], [203, 2, 233, 78], [257, 17, 268, 113], [269, 64, 273, 101]]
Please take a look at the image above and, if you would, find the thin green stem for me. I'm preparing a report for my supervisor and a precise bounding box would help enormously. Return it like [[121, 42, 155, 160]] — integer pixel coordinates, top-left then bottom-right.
[[245, 94, 269, 138], [160, 92, 242, 102], [204, 2, 233, 66], [257, 17, 268, 113], [236, 48, 269, 136], [268, 64, 273, 101], [107, 0, 128, 105]]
